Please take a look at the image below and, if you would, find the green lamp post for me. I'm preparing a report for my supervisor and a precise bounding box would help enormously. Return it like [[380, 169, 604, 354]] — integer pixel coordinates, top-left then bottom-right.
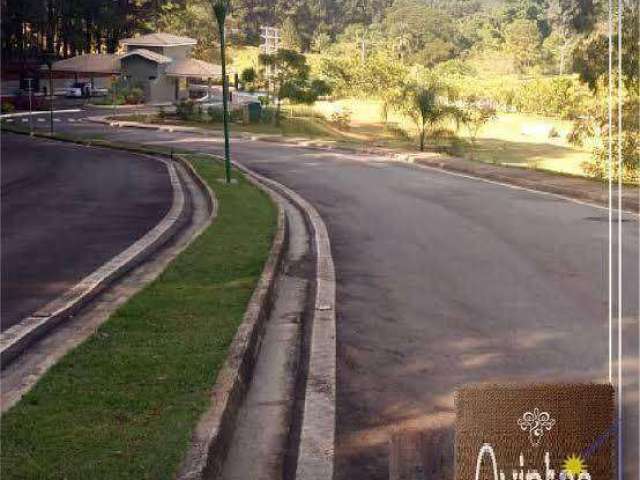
[[212, 0, 232, 184], [43, 52, 56, 134]]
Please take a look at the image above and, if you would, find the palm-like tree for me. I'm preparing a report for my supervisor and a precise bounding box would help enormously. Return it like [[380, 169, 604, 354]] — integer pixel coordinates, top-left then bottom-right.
[[401, 82, 460, 151]]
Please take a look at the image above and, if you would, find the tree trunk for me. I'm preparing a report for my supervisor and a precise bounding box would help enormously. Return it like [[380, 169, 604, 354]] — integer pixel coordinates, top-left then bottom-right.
[[275, 94, 281, 126], [419, 129, 425, 151]]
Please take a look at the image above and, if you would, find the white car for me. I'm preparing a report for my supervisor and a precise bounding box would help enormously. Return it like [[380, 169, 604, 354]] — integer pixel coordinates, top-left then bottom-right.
[[194, 92, 222, 104], [65, 82, 108, 98], [65, 82, 89, 98]]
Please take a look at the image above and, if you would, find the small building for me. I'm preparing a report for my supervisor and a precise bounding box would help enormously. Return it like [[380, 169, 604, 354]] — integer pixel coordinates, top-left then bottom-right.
[[48, 32, 228, 104], [119, 33, 196, 103]]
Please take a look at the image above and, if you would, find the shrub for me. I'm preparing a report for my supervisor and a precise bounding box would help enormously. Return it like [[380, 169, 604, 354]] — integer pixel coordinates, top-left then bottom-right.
[[461, 102, 497, 143], [124, 87, 144, 105], [582, 133, 640, 184], [512, 76, 590, 120], [207, 106, 224, 122], [1, 100, 15, 114], [573, 85, 639, 184], [195, 104, 204, 121], [176, 99, 195, 120], [230, 108, 244, 123], [108, 79, 144, 105], [240, 67, 257, 85], [329, 108, 351, 129], [383, 122, 409, 139], [260, 106, 277, 124]]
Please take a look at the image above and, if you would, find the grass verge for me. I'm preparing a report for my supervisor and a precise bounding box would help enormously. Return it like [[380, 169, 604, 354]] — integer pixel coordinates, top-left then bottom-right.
[[106, 106, 596, 180], [0, 153, 277, 479]]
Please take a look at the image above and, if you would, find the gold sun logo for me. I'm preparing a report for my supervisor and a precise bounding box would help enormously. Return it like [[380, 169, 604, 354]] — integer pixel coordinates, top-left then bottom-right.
[[562, 454, 588, 476]]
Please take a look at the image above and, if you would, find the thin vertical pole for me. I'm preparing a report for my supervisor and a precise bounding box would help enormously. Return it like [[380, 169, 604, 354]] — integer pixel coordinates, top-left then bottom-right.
[[48, 66, 54, 134], [27, 78, 33, 135], [607, 0, 613, 385], [217, 9, 232, 184], [113, 75, 117, 116], [616, 2, 623, 479]]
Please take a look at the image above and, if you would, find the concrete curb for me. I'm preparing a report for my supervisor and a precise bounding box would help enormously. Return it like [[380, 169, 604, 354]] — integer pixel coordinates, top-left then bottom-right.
[[176, 180, 288, 480], [174, 154, 217, 222], [0, 109, 81, 119], [230, 160, 337, 480], [0, 144, 188, 367]]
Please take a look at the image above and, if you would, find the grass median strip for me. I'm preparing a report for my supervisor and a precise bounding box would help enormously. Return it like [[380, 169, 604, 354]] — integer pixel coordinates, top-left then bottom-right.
[[0, 155, 277, 479]]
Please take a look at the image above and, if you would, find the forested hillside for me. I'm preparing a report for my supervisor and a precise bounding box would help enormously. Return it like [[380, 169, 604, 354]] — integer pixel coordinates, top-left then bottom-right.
[[1, 0, 637, 180]]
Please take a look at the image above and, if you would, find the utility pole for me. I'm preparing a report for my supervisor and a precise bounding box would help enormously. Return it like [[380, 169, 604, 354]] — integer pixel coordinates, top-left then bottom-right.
[[356, 0, 368, 63], [260, 26, 280, 55], [260, 26, 280, 101], [213, 0, 232, 184]]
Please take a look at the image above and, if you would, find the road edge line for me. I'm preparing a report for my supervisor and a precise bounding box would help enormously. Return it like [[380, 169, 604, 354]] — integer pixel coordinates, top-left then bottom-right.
[[407, 159, 640, 215], [0, 145, 188, 367]]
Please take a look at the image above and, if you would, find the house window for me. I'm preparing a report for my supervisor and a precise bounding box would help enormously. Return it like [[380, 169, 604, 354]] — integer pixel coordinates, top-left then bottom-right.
[[148, 76, 156, 81]]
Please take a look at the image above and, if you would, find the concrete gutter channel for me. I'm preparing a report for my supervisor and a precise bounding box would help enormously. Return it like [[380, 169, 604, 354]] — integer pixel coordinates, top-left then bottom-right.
[[177, 158, 337, 480], [0, 147, 194, 367], [230, 162, 337, 480]]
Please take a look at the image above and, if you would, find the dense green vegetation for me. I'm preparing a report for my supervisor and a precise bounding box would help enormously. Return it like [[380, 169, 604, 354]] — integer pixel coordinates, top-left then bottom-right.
[[0, 152, 277, 479], [4, 0, 636, 180]]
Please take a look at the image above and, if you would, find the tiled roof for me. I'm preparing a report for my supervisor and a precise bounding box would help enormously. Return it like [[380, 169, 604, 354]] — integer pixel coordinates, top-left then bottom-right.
[[47, 54, 121, 73], [120, 32, 197, 47], [165, 58, 227, 78], [121, 49, 172, 64]]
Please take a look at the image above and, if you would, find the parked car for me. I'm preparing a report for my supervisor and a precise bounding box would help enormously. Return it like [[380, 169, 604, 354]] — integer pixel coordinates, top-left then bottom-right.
[[65, 82, 108, 98], [65, 82, 90, 98], [194, 92, 222, 104]]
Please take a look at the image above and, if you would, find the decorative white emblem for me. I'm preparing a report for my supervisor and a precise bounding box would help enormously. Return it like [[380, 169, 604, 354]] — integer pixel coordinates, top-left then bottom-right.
[[517, 408, 556, 447]]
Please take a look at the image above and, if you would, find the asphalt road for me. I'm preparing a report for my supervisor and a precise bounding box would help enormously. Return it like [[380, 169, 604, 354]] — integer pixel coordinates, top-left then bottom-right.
[[1, 133, 172, 330], [22, 118, 640, 479]]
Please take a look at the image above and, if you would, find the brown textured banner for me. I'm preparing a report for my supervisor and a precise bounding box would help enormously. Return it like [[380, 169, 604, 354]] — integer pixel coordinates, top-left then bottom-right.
[[455, 384, 615, 480]]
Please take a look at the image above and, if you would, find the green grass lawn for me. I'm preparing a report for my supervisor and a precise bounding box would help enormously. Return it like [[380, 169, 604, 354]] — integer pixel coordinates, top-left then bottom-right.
[[0, 154, 277, 479], [113, 97, 593, 179]]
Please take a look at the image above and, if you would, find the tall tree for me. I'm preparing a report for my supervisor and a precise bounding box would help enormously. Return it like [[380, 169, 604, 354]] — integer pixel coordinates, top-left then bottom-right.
[[280, 17, 302, 51], [259, 48, 328, 124], [504, 18, 542, 71]]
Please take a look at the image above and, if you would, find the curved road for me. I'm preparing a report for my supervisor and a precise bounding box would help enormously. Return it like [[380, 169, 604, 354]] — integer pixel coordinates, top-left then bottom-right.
[[23, 118, 640, 478], [1, 133, 172, 330]]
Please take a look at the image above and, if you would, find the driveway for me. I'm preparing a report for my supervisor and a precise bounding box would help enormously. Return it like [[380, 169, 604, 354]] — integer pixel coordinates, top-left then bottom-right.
[[1, 133, 172, 330], [17, 120, 640, 479]]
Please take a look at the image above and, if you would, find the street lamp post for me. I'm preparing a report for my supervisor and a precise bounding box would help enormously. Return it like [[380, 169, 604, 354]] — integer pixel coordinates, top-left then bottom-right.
[[43, 53, 55, 134], [112, 75, 118, 116], [212, 0, 232, 184], [26, 78, 33, 135]]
